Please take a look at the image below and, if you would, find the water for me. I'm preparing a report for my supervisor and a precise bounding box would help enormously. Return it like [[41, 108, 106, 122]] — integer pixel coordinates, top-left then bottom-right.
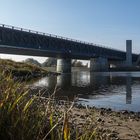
[[31, 71, 140, 112]]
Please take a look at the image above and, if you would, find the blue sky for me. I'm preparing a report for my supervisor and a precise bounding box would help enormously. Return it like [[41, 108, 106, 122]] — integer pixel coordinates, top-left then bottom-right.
[[0, 0, 139, 62]]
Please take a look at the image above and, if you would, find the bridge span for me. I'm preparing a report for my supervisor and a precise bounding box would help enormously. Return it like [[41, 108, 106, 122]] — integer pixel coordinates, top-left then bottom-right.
[[0, 24, 138, 73]]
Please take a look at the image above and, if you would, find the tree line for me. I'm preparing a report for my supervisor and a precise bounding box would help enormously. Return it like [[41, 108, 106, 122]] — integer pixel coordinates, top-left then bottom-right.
[[24, 58, 88, 67]]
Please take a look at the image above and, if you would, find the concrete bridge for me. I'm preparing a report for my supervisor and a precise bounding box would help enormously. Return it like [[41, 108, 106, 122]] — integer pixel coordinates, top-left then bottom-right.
[[0, 24, 138, 73]]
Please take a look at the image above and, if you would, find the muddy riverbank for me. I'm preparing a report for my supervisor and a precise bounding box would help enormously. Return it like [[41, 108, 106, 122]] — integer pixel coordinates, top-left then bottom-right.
[[54, 100, 140, 140]]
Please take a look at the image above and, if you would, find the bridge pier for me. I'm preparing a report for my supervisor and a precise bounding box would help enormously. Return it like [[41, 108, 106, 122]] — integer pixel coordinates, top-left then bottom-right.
[[90, 57, 109, 72], [57, 58, 71, 73], [126, 40, 132, 67]]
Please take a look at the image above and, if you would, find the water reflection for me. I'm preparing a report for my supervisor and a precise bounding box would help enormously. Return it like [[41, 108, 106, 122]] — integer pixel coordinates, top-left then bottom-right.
[[31, 72, 140, 111], [90, 73, 109, 91], [126, 76, 132, 104], [57, 74, 71, 88]]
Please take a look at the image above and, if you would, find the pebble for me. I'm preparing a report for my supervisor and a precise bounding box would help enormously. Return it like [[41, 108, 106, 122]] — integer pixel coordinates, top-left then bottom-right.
[[107, 132, 118, 138], [121, 110, 129, 114], [100, 110, 104, 115], [80, 115, 85, 119], [97, 118, 102, 122], [107, 108, 112, 112]]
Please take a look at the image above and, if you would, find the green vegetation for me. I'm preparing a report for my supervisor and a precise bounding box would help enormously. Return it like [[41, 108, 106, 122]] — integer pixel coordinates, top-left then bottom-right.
[[0, 59, 49, 80], [0, 71, 45, 139], [72, 60, 88, 67], [23, 58, 88, 68]]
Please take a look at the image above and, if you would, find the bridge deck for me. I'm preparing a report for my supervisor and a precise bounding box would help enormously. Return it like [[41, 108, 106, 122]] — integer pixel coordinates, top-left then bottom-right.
[[0, 24, 138, 61]]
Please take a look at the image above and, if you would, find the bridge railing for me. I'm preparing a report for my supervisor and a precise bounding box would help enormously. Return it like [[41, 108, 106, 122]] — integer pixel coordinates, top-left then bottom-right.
[[0, 23, 125, 53]]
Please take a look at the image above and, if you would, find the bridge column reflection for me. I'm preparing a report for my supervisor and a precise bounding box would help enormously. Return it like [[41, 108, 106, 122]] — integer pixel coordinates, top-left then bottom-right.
[[90, 72, 109, 90], [57, 74, 71, 88], [46, 76, 57, 89], [126, 75, 132, 104], [56, 74, 76, 101]]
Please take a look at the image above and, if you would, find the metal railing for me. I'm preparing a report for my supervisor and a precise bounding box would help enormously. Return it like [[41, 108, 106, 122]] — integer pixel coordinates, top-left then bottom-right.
[[0, 23, 125, 52]]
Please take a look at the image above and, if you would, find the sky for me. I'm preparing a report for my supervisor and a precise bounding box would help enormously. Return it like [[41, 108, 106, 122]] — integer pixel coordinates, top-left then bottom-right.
[[0, 0, 139, 63]]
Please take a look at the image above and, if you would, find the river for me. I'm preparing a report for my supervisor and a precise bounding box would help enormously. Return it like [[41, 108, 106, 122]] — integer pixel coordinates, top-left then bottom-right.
[[30, 71, 140, 112]]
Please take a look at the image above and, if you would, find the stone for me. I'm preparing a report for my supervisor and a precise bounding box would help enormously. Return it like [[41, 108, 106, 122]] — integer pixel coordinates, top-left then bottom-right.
[[121, 110, 129, 114], [97, 118, 102, 122]]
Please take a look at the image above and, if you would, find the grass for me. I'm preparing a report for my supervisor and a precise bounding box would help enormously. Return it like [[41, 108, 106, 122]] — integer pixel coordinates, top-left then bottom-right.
[[0, 71, 45, 139], [0, 59, 49, 80]]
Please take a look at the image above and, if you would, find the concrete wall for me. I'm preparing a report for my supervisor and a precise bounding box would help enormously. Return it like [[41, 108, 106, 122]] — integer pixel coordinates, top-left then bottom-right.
[[126, 40, 132, 66], [57, 58, 71, 73], [90, 57, 109, 72]]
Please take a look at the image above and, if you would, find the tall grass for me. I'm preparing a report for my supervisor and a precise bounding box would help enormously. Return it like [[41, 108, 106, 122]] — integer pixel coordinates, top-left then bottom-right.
[[0, 71, 47, 140], [0, 70, 113, 140]]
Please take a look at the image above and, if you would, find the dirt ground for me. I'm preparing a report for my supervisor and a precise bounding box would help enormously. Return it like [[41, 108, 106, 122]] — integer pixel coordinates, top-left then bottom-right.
[[57, 103, 140, 140]]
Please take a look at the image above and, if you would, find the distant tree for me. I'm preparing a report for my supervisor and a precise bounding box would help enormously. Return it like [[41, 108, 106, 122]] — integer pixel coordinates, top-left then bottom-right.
[[72, 60, 77, 67], [74, 61, 83, 67], [85, 63, 88, 68], [42, 58, 57, 67], [72, 60, 84, 67], [24, 58, 41, 67]]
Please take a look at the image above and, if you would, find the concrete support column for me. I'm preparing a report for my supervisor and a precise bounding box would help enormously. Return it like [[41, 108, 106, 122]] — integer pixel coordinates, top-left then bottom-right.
[[126, 40, 132, 66], [90, 57, 108, 72], [57, 58, 71, 73]]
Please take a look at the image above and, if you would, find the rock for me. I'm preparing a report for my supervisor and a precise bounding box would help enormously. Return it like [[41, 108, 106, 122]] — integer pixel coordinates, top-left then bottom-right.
[[107, 108, 112, 112], [100, 110, 104, 115], [121, 110, 129, 114], [107, 132, 118, 138], [80, 115, 85, 119], [100, 107, 105, 111], [97, 118, 102, 122], [129, 118, 133, 122], [130, 111, 134, 114]]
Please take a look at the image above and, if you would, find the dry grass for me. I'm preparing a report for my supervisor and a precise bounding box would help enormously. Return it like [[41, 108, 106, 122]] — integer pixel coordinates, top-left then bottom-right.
[[0, 59, 48, 80], [0, 69, 118, 140]]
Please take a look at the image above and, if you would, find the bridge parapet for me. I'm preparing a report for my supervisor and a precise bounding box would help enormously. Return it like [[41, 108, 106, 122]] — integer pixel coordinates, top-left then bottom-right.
[[0, 23, 125, 53]]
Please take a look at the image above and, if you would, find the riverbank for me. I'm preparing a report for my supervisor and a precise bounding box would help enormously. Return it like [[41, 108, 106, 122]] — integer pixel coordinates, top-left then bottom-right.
[[0, 59, 59, 80], [72, 104, 140, 140], [41, 99, 140, 140], [0, 60, 140, 140]]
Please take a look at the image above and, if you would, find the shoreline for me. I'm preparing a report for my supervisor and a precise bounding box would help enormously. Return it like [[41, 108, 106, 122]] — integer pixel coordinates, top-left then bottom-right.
[[54, 100, 140, 140], [37, 96, 140, 139]]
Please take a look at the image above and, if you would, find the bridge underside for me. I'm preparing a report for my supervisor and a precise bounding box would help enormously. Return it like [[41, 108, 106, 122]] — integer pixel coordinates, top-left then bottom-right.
[[0, 44, 138, 73], [0, 44, 125, 73], [0, 44, 125, 61]]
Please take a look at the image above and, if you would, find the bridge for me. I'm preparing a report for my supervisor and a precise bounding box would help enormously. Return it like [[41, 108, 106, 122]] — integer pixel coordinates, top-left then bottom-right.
[[0, 24, 139, 73]]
